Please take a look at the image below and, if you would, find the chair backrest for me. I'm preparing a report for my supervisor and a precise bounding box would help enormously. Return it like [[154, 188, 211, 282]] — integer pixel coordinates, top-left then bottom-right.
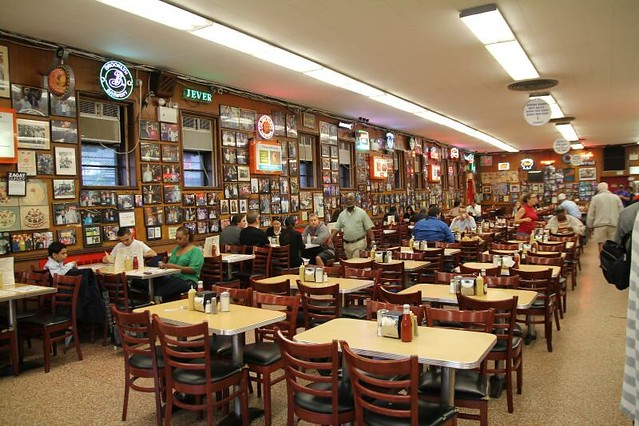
[[528, 251, 562, 259], [97, 271, 130, 310], [199, 255, 224, 287], [526, 255, 563, 267], [416, 248, 444, 271], [377, 286, 421, 306], [460, 264, 500, 276], [52, 274, 82, 322], [460, 240, 481, 262], [252, 292, 300, 341], [510, 267, 554, 298], [275, 330, 346, 424], [270, 245, 291, 274], [372, 261, 404, 292], [456, 293, 518, 352], [23, 270, 51, 287], [343, 267, 380, 283], [485, 275, 520, 289], [491, 243, 519, 251], [433, 271, 455, 284], [340, 258, 372, 269], [537, 242, 565, 252], [341, 341, 421, 426], [396, 251, 425, 260], [250, 277, 290, 296], [435, 242, 461, 249], [514, 234, 529, 241], [111, 305, 160, 369], [213, 285, 252, 306], [297, 281, 340, 328], [366, 300, 424, 324], [253, 246, 273, 277], [424, 306, 494, 334], [224, 244, 248, 254], [323, 265, 343, 277]]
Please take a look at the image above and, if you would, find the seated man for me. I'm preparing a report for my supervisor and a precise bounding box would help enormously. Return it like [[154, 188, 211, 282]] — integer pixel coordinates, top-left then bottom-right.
[[103, 227, 157, 264], [412, 206, 455, 243], [240, 211, 269, 248], [545, 206, 585, 235], [450, 212, 477, 233], [302, 213, 335, 266]]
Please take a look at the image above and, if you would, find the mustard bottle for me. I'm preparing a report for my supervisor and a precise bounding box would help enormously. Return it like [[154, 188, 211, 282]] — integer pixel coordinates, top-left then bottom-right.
[[187, 285, 196, 311]]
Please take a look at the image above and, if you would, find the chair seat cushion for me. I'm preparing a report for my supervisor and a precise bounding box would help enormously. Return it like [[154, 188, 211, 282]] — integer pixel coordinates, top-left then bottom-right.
[[173, 359, 241, 385], [19, 313, 70, 327], [364, 399, 456, 426], [341, 306, 367, 319], [243, 342, 281, 365], [418, 369, 488, 399], [491, 336, 522, 353], [209, 335, 233, 356], [129, 347, 165, 369], [294, 381, 354, 414]]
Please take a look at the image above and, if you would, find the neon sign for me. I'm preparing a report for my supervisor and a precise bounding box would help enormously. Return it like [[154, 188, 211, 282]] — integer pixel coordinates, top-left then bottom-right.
[[520, 158, 535, 170], [99, 60, 133, 100]]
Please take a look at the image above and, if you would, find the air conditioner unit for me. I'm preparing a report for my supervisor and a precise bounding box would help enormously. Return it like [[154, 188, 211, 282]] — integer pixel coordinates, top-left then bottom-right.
[[182, 116, 212, 151], [79, 99, 121, 144]]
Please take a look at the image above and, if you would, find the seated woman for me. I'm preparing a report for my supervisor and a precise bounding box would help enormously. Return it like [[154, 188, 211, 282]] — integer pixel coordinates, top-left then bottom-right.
[[280, 216, 304, 267], [155, 226, 204, 300]]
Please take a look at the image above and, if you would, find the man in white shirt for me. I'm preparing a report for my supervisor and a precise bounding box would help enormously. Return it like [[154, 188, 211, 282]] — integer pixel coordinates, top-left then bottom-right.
[[544, 207, 585, 236], [557, 193, 582, 220], [103, 227, 157, 263], [466, 201, 482, 219]]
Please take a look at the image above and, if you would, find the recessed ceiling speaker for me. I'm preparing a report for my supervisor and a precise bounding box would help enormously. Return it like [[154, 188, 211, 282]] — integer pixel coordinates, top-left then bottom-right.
[[150, 71, 177, 98], [508, 78, 559, 92]]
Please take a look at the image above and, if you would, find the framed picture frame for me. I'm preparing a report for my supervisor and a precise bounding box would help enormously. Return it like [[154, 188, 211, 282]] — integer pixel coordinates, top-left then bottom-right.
[[162, 164, 181, 183], [160, 123, 179, 142], [0, 45, 10, 98], [140, 120, 159, 140], [55, 146, 77, 176], [302, 112, 316, 129], [142, 163, 162, 183], [103, 224, 120, 242], [161, 145, 180, 163], [510, 184, 521, 193], [237, 165, 250, 182], [17, 150, 36, 176], [52, 179, 75, 199], [57, 228, 76, 245], [578, 167, 596, 181], [164, 185, 182, 203], [140, 142, 161, 161], [49, 95, 76, 118], [147, 226, 162, 240], [482, 186, 492, 194], [11, 84, 49, 116], [118, 210, 136, 227], [117, 194, 134, 210], [286, 114, 297, 138], [222, 130, 236, 147], [83, 225, 102, 247], [33, 231, 54, 249], [144, 206, 164, 226], [165, 206, 183, 225], [17, 119, 50, 150], [239, 199, 248, 214], [220, 199, 229, 215], [50, 120, 78, 143]]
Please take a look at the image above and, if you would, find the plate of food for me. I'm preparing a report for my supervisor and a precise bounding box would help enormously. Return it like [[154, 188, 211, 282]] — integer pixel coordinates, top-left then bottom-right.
[[0, 207, 20, 231], [20, 206, 50, 229]]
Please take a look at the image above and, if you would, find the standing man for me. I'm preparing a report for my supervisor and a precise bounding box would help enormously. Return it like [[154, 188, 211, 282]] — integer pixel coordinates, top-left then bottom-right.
[[615, 183, 631, 207], [240, 211, 269, 248], [557, 193, 582, 220], [330, 193, 374, 259], [587, 182, 623, 252]]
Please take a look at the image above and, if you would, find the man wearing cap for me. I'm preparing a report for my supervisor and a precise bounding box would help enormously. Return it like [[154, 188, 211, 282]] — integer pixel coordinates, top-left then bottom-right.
[[615, 183, 631, 207], [587, 182, 624, 252], [557, 193, 582, 220], [545, 206, 585, 236], [330, 193, 375, 259]]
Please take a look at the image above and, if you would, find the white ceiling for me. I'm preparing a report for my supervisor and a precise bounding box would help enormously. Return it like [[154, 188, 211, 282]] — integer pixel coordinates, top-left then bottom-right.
[[1, 0, 638, 152]]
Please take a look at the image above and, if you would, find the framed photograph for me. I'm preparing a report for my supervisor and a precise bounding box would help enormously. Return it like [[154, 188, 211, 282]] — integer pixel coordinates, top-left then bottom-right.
[[160, 123, 179, 142], [49, 95, 76, 118], [183, 193, 196, 206], [11, 84, 49, 116], [53, 179, 75, 199], [81, 208, 101, 225], [138, 194, 146, 207], [103, 224, 120, 242], [164, 185, 182, 203], [223, 165, 238, 181], [260, 194, 271, 214], [184, 207, 196, 222], [142, 163, 162, 183], [280, 177, 289, 194], [144, 206, 164, 226], [302, 112, 315, 129], [17, 119, 50, 150], [0, 45, 10, 98], [162, 164, 181, 183], [165, 206, 183, 224], [196, 221, 207, 234], [238, 182, 251, 198], [248, 199, 259, 211], [237, 165, 250, 182], [236, 148, 249, 165], [147, 226, 162, 241], [102, 208, 118, 223], [17, 150, 36, 176], [35, 152, 54, 175], [195, 193, 207, 206], [220, 105, 235, 129], [289, 160, 298, 177], [273, 110, 286, 137], [224, 182, 238, 199], [288, 141, 297, 159], [482, 186, 492, 194], [79, 190, 100, 206], [209, 220, 220, 233], [229, 199, 239, 215], [223, 148, 236, 164], [83, 225, 102, 247], [286, 114, 298, 138], [240, 109, 255, 132], [250, 178, 259, 194], [281, 197, 289, 214], [578, 167, 596, 181], [207, 192, 219, 205], [235, 132, 249, 148], [55, 146, 77, 175], [140, 142, 161, 161], [480, 156, 493, 167], [183, 222, 196, 234], [53, 203, 79, 225], [196, 207, 207, 221], [239, 199, 248, 214], [321, 144, 329, 157], [330, 145, 338, 158], [50, 120, 77, 143], [222, 130, 236, 147], [11, 233, 33, 252], [208, 206, 219, 219], [100, 191, 117, 206], [220, 199, 229, 215], [57, 228, 76, 245], [117, 194, 134, 210], [510, 184, 521, 193], [140, 120, 159, 140], [161, 145, 180, 163], [290, 179, 299, 195], [33, 231, 54, 250], [564, 167, 575, 183], [322, 158, 330, 170], [331, 158, 339, 171], [118, 210, 136, 227]]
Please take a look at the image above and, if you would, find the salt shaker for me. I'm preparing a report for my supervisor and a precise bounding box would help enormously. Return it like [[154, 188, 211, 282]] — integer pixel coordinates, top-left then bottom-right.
[[211, 296, 218, 314], [220, 291, 230, 312]]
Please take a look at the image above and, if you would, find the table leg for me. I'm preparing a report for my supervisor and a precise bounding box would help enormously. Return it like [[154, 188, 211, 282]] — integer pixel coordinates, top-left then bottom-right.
[[8, 300, 17, 333], [525, 314, 537, 344], [440, 367, 456, 407]]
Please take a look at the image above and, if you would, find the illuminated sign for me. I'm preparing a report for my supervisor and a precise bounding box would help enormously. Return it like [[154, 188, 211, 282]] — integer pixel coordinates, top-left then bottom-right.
[[498, 162, 510, 171], [182, 88, 212, 103], [450, 147, 459, 159], [540, 160, 556, 165], [355, 130, 369, 151], [430, 146, 440, 160], [99, 60, 134, 100], [257, 115, 274, 140], [250, 139, 282, 174], [385, 132, 395, 150], [520, 158, 535, 170], [464, 153, 475, 164], [429, 164, 441, 182]]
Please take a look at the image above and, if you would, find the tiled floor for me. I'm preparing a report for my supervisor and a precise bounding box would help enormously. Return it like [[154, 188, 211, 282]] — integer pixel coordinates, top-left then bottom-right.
[[0, 240, 632, 425]]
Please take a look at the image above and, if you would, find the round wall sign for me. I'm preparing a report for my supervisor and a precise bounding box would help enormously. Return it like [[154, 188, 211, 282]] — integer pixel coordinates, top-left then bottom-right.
[[570, 155, 582, 166], [523, 98, 551, 126], [257, 115, 274, 139], [99, 60, 134, 100], [48, 64, 75, 100], [553, 138, 571, 155], [562, 153, 572, 164]]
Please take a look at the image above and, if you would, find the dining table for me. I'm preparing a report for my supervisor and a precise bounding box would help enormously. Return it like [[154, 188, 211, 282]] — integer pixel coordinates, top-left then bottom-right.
[[255, 274, 374, 294], [462, 262, 561, 278], [398, 283, 538, 309], [295, 317, 496, 406], [220, 253, 255, 278], [79, 263, 180, 299], [344, 256, 430, 272]]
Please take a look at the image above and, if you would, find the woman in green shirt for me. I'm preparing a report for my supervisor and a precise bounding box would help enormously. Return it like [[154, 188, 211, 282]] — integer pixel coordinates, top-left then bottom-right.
[[155, 226, 204, 299]]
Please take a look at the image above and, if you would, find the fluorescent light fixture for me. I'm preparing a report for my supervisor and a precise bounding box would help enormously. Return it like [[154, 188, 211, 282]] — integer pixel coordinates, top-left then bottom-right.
[[339, 122, 353, 130], [370, 94, 426, 114], [304, 68, 383, 97], [459, 4, 514, 44], [252, 46, 322, 73], [529, 94, 564, 119], [485, 41, 539, 80], [97, 0, 211, 31], [570, 142, 584, 150], [556, 123, 579, 141]]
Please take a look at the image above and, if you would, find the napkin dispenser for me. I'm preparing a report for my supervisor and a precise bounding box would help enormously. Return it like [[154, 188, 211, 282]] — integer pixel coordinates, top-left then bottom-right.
[[303, 266, 325, 282], [379, 310, 402, 339], [194, 291, 216, 312]]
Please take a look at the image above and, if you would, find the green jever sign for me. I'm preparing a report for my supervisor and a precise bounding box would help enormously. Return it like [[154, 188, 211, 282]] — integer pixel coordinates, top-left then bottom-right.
[[182, 88, 213, 103]]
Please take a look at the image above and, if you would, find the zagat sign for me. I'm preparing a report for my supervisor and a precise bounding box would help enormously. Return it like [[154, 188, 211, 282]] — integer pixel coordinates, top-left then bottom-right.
[[99, 61, 134, 100]]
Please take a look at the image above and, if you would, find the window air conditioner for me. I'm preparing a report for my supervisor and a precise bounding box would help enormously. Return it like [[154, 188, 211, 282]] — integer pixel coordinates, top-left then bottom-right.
[[182, 116, 213, 151], [79, 99, 121, 144]]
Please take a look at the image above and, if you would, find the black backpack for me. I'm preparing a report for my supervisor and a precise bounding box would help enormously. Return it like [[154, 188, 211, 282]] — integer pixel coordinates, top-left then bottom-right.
[[600, 232, 631, 290]]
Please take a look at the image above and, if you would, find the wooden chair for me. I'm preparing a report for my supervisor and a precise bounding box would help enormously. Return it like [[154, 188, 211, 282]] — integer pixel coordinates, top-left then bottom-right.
[[373, 261, 404, 292], [396, 251, 425, 260], [270, 245, 291, 276], [416, 248, 444, 281], [460, 240, 481, 263], [341, 341, 457, 426], [250, 277, 291, 296], [491, 243, 520, 251], [20, 270, 52, 314], [537, 242, 566, 252], [365, 300, 425, 325], [433, 271, 474, 284], [111, 306, 164, 426], [243, 292, 300, 426], [511, 267, 557, 352], [18, 274, 83, 373], [525, 255, 566, 318], [223, 244, 249, 254], [377, 286, 422, 306], [420, 306, 495, 425], [297, 281, 340, 329], [153, 315, 249, 426], [275, 330, 354, 426], [436, 242, 461, 269], [460, 264, 500, 276], [200, 255, 240, 289], [323, 265, 343, 277], [485, 275, 520, 289], [456, 294, 523, 413], [340, 258, 372, 269], [0, 326, 18, 376], [342, 268, 381, 320], [332, 232, 346, 261], [253, 246, 273, 278], [213, 286, 252, 306]]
